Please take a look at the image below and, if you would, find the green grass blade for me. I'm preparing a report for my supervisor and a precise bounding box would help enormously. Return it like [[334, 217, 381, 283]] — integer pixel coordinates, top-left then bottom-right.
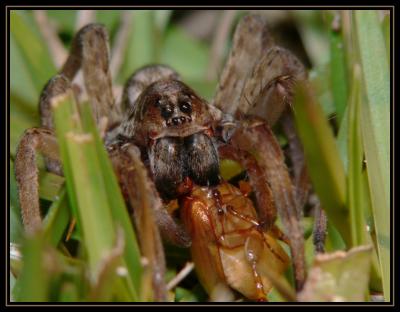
[[13, 234, 50, 301], [79, 102, 143, 296], [293, 82, 350, 246], [347, 65, 367, 247], [53, 93, 111, 276], [161, 26, 211, 82], [52, 92, 141, 301], [354, 10, 390, 301], [325, 11, 349, 125], [42, 189, 71, 247], [118, 10, 157, 82], [381, 13, 390, 64], [38, 171, 65, 201], [10, 11, 56, 93]]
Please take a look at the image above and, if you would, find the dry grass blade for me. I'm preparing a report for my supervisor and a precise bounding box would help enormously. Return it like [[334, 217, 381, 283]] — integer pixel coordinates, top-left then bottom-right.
[[110, 11, 133, 79], [33, 11, 68, 68], [206, 10, 237, 81]]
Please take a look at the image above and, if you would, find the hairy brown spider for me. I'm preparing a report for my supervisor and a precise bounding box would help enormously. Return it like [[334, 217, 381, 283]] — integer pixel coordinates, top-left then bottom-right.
[[15, 14, 313, 301]]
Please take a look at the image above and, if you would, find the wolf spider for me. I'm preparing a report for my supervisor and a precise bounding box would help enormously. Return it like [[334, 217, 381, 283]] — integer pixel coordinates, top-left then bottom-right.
[[14, 14, 316, 301]]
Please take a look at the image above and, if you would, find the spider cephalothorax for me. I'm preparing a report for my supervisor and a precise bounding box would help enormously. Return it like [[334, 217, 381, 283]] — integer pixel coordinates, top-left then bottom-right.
[[15, 14, 316, 301], [117, 76, 223, 199]]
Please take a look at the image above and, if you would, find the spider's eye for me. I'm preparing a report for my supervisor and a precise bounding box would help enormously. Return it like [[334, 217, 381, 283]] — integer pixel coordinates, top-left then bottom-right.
[[179, 101, 192, 114], [161, 104, 174, 119]]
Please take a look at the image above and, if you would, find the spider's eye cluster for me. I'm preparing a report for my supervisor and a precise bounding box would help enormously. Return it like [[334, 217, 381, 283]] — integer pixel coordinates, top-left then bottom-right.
[[161, 104, 174, 119], [179, 101, 192, 114]]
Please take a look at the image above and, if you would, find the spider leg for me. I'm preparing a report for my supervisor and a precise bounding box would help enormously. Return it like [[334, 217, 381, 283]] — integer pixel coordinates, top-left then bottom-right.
[[14, 128, 60, 235], [60, 23, 117, 126], [213, 14, 275, 115], [109, 142, 191, 300], [14, 75, 71, 235], [238, 46, 307, 124], [218, 144, 276, 231], [228, 117, 306, 291], [281, 112, 311, 210], [39, 74, 70, 175], [109, 143, 167, 301]]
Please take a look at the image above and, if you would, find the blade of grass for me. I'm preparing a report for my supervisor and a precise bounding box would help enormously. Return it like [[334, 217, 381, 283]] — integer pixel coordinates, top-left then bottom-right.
[[13, 233, 50, 301], [161, 26, 211, 81], [354, 10, 390, 301], [52, 92, 141, 301], [10, 34, 38, 107], [293, 82, 350, 246], [79, 102, 143, 297], [42, 189, 71, 247], [347, 64, 367, 247], [381, 12, 390, 65], [10, 11, 56, 93], [337, 105, 349, 174], [325, 11, 349, 125], [118, 10, 157, 83], [38, 171, 65, 201], [56, 97, 116, 279]]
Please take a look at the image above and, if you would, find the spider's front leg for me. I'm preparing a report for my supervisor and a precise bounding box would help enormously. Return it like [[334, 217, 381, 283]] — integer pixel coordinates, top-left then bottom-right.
[[226, 117, 306, 290], [108, 141, 192, 301], [214, 13, 309, 208], [14, 75, 69, 235], [218, 143, 276, 231], [108, 143, 170, 301]]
